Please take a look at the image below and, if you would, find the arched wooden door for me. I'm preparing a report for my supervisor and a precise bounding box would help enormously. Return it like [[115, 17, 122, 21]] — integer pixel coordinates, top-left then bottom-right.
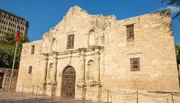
[[61, 66, 76, 98]]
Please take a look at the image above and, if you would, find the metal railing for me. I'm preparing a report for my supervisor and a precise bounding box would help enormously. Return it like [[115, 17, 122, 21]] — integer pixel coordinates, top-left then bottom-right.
[[1, 85, 180, 103]]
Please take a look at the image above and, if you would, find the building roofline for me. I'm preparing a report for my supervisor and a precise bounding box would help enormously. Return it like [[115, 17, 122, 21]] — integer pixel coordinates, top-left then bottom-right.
[[116, 9, 171, 22], [0, 9, 27, 22]]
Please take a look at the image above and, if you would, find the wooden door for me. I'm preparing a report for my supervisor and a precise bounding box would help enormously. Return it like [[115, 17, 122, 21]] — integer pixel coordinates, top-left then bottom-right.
[[61, 66, 75, 98]]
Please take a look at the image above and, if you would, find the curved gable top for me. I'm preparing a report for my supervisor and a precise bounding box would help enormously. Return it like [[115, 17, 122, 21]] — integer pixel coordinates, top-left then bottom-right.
[[44, 5, 116, 37], [54, 6, 89, 28]]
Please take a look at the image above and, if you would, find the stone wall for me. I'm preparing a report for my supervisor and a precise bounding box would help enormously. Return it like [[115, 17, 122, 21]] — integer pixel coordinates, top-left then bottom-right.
[[16, 40, 43, 92], [102, 9, 179, 91], [16, 6, 179, 102], [0, 68, 18, 90]]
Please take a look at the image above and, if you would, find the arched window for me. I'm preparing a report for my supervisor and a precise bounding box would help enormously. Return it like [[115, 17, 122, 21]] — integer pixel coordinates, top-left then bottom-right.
[[10, 16, 13, 21], [97, 34, 105, 45], [87, 60, 95, 80], [1, 13, 4, 18], [48, 63, 53, 79], [89, 29, 95, 46], [52, 38, 56, 51], [5, 14, 9, 19], [14, 18, 17, 22]]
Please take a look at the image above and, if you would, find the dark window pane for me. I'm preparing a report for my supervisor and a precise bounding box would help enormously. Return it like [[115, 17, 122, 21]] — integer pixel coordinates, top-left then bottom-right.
[[133, 61, 138, 64], [67, 34, 74, 49], [31, 45, 35, 54], [127, 24, 134, 40], [133, 65, 138, 68], [130, 58, 140, 71], [28, 66, 32, 74]]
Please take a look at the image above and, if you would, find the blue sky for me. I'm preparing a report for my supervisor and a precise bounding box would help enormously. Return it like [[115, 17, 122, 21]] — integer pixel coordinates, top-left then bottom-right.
[[0, 0, 180, 44]]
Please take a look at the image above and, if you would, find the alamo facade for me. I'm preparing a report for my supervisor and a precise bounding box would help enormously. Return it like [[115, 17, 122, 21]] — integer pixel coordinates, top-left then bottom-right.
[[16, 6, 179, 102]]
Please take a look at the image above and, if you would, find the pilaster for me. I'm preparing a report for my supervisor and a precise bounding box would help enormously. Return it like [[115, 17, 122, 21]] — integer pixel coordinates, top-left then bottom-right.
[[76, 48, 87, 100], [41, 53, 48, 84], [91, 46, 104, 86], [52, 52, 58, 85], [77, 48, 86, 87]]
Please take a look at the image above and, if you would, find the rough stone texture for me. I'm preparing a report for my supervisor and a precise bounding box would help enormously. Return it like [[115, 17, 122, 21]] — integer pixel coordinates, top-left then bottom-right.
[[16, 40, 42, 93], [0, 68, 18, 91], [16, 6, 179, 102]]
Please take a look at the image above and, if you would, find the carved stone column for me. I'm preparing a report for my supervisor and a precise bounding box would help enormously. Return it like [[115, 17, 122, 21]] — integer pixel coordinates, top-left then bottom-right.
[[41, 53, 48, 95], [52, 52, 58, 84], [91, 46, 103, 86], [77, 48, 86, 87], [92, 46, 103, 102], [77, 48, 86, 100], [42, 54, 48, 84], [94, 46, 100, 84]]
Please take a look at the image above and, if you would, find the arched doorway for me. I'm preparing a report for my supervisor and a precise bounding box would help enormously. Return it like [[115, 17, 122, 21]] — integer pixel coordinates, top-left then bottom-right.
[[61, 66, 76, 98]]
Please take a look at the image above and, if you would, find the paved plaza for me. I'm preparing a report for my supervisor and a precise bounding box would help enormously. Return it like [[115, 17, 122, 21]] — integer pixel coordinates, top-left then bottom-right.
[[0, 90, 97, 103]]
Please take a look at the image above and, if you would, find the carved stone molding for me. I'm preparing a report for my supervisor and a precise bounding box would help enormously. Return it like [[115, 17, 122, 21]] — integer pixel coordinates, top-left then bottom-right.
[[90, 81, 101, 87], [53, 52, 58, 63], [42, 53, 49, 60], [90, 45, 104, 52], [77, 81, 86, 88], [41, 81, 47, 85], [78, 48, 87, 55], [50, 81, 57, 85]]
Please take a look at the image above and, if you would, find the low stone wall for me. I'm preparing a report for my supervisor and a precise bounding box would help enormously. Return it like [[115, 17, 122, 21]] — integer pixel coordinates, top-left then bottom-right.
[[0, 68, 18, 91]]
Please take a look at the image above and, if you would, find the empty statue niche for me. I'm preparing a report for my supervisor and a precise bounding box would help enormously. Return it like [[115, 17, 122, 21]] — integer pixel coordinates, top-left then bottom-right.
[[87, 60, 96, 82], [89, 29, 95, 46]]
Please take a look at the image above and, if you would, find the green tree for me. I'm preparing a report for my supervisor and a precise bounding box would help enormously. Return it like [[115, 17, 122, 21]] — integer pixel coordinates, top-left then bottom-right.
[[162, 0, 180, 19], [0, 32, 29, 69]]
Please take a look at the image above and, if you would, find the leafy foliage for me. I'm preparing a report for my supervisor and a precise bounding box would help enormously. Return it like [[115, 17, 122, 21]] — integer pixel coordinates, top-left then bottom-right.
[[0, 32, 29, 68], [162, 0, 180, 19], [176, 44, 180, 64]]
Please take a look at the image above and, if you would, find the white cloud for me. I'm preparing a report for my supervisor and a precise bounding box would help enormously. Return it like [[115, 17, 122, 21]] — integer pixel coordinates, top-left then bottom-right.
[[167, 6, 180, 13], [158, 6, 180, 14]]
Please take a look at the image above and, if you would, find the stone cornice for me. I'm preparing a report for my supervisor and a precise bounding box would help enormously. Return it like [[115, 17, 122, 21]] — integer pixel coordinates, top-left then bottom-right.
[[41, 45, 104, 58], [78, 47, 87, 52], [91, 45, 104, 51]]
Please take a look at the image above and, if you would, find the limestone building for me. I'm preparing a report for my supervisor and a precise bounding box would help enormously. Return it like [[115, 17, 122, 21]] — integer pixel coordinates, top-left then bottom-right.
[[0, 9, 29, 39], [16, 6, 179, 102]]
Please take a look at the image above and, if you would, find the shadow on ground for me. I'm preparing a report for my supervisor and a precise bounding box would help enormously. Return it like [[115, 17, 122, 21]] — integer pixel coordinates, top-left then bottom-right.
[[0, 91, 96, 103], [0, 97, 93, 103]]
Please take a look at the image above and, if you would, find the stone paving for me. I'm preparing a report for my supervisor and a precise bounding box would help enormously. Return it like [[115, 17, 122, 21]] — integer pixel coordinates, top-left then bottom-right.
[[0, 90, 98, 103]]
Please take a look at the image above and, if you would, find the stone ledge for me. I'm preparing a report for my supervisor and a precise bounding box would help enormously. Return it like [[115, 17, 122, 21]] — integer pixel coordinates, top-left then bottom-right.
[[76, 81, 86, 88]]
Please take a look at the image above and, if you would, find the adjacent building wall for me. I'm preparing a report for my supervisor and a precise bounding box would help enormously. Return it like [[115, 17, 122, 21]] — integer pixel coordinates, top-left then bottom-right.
[[0, 9, 29, 38], [0, 68, 18, 91]]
